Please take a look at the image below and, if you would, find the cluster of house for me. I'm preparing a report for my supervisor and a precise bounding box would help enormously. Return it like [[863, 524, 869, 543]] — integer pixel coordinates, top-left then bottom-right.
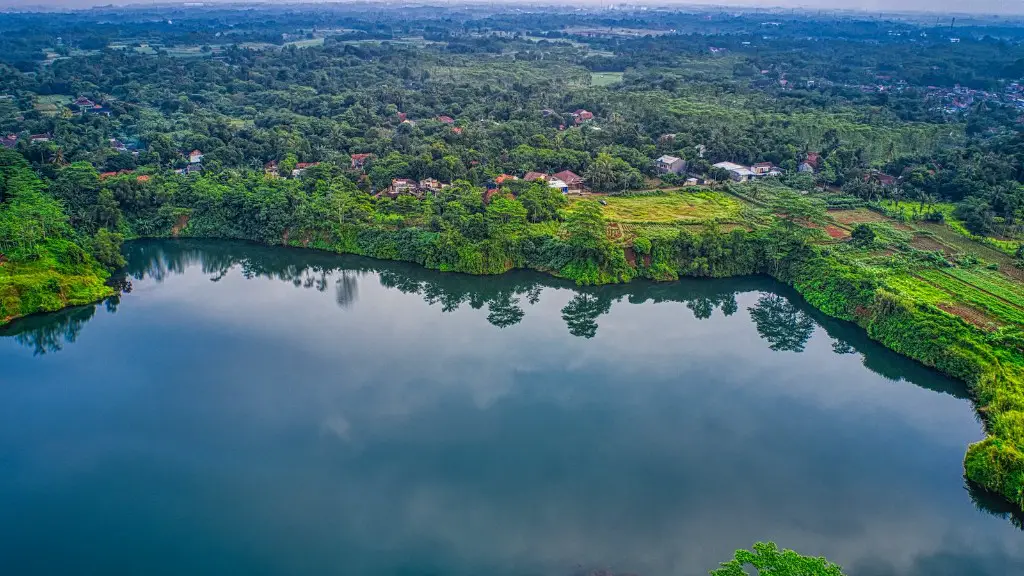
[[173, 149, 205, 176], [378, 177, 449, 198], [712, 161, 784, 182], [1, 132, 52, 149], [109, 138, 142, 156], [541, 108, 595, 128], [497, 170, 586, 194], [71, 97, 112, 117], [263, 160, 321, 178]]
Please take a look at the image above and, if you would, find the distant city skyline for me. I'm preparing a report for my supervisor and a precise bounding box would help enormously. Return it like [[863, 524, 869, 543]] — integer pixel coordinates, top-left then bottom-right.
[[0, 0, 1023, 17]]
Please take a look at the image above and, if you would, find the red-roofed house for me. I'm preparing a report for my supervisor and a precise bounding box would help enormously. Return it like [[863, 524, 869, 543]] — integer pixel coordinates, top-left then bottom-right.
[[494, 174, 517, 185], [136, 175, 151, 183], [292, 162, 319, 177], [188, 150, 204, 164], [1, 134, 16, 149], [350, 153, 372, 169], [572, 109, 594, 124], [524, 171, 548, 182], [451, 127, 463, 135], [552, 170, 584, 191], [437, 115, 455, 124], [397, 112, 407, 122]]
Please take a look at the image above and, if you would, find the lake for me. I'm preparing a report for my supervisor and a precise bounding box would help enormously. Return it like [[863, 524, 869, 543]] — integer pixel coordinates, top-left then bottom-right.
[[1, 240, 1022, 576]]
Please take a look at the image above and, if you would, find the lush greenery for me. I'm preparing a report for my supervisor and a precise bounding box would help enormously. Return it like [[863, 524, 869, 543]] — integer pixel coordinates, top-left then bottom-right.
[[0, 3, 1023, 515], [712, 542, 845, 576], [0, 151, 112, 324]]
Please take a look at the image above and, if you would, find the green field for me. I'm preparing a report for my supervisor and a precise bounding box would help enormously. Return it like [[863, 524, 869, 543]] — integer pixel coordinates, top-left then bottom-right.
[[286, 38, 326, 48], [591, 72, 624, 86], [585, 191, 746, 224]]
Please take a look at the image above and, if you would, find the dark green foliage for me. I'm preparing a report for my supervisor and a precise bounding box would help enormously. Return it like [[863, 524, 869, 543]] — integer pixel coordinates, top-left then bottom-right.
[[91, 228, 127, 270], [850, 223, 875, 246]]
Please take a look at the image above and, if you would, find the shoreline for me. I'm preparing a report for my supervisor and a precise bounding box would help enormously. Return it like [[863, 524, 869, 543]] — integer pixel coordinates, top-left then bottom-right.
[[2, 233, 1022, 515]]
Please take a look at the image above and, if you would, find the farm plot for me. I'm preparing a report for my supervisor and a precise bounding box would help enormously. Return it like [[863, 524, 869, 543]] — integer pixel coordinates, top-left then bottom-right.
[[916, 268, 1024, 326], [915, 222, 1024, 281], [594, 191, 746, 224]]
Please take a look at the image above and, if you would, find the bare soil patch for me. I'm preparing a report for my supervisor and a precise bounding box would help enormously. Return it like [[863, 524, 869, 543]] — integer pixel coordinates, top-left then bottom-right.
[[937, 302, 1001, 330], [171, 214, 190, 237]]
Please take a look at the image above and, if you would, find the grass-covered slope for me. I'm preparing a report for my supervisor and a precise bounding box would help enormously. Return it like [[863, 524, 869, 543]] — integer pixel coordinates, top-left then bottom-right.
[[0, 153, 113, 326]]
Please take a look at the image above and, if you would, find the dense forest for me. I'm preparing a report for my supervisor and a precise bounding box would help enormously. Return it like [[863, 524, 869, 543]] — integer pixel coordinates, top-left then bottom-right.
[[1, 3, 1024, 522]]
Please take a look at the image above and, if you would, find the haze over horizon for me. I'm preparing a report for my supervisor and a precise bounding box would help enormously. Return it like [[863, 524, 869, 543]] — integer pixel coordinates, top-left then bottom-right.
[[1, 0, 1023, 17]]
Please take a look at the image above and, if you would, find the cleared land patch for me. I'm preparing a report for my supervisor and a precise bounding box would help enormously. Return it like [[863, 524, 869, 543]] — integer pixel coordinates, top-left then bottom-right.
[[591, 191, 745, 224]]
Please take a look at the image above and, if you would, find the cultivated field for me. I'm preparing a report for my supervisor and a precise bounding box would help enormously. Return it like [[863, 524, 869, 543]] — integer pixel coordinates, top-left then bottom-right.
[[590, 191, 745, 224]]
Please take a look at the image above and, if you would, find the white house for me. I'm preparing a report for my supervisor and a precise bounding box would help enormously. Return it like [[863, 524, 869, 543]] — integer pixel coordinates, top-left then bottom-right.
[[713, 161, 755, 182], [547, 178, 569, 194]]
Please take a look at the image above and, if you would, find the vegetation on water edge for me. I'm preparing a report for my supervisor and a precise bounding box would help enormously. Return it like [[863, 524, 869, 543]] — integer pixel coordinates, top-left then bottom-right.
[[712, 542, 844, 576], [0, 152, 114, 325], [1, 3, 1023, 517], [1, 151, 1023, 515]]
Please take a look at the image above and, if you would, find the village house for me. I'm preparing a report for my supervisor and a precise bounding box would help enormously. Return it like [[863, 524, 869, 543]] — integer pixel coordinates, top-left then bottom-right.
[[751, 162, 773, 175], [110, 138, 128, 152], [350, 153, 372, 169], [523, 171, 548, 182], [1, 134, 17, 149], [713, 161, 755, 182], [292, 162, 319, 177], [494, 174, 517, 186], [798, 152, 819, 173], [437, 115, 455, 124], [86, 105, 112, 117], [188, 149, 204, 164], [384, 178, 419, 198], [30, 133, 51, 144], [571, 109, 594, 124], [866, 170, 898, 187], [175, 164, 203, 176], [264, 160, 279, 177], [552, 170, 584, 191], [73, 97, 95, 110], [547, 178, 569, 194], [655, 155, 686, 175], [419, 178, 446, 193]]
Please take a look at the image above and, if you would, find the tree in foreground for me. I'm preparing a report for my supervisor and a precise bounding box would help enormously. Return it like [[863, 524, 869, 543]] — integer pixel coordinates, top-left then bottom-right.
[[711, 542, 845, 576]]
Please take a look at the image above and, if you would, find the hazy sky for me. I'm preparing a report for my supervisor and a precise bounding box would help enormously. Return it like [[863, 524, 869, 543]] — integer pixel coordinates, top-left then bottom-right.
[[0, 0, 1022, 16]]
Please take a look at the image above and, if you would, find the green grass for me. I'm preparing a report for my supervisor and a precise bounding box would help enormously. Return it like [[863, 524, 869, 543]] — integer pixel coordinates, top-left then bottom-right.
[[879, 199, 957, 220], [583, 191, 746, 224], [915, 268, 1024, 326], [0, 242, 113, 326], [286, 38, 325, 48], [943, 266, 1024, 308], [591, 72, 624, 87]]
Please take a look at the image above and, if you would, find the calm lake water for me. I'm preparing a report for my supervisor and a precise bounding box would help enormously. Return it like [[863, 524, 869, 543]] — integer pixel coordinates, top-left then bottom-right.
[[1, 240, 1022, 576]]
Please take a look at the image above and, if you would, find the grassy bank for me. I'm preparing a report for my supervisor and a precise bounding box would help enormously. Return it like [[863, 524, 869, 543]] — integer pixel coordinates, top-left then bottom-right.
[[0, 239, 113, 326]]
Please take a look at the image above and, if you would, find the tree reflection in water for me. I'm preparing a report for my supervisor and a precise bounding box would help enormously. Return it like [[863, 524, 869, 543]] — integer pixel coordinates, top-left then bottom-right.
[[748, 294, 817, 353], [3, 240, 1004, 528], [0, 239, 975, 408]]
